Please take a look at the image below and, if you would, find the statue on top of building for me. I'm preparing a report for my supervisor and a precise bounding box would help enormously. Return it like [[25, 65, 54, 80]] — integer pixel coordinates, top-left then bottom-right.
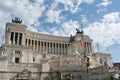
[[76, 24, 84, 34], [12, 17, 22, 24], [76, 28, 80, 34], [69, 35, 75, 43]]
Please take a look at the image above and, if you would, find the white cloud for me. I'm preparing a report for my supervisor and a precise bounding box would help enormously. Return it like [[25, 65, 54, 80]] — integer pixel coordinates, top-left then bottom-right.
[[81, 15, 88, 23], [12, 0, 45, 26], [0, 0, 45, 27], [45, 9, 63, 23], [49, 20, 80, 36], [96, 0, 112, 13], [49, 27, 65, 36], [61, 20, 80, 35], [97, 0, 112, 7], [0, 0, 46, 45], [82, 0, 94, 4], [45, 0, 94, 23], [97, 8, 106, 13], [84, 12, 120, 48], [54, 0, 94, 14]]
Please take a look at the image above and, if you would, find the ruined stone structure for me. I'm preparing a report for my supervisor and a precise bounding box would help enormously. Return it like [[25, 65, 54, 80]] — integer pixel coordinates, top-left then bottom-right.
[[0, 22, 113, 80]]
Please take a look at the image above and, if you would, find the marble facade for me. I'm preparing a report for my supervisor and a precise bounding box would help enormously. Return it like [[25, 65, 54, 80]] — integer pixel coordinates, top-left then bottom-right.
[[0, 22, 113, 80]]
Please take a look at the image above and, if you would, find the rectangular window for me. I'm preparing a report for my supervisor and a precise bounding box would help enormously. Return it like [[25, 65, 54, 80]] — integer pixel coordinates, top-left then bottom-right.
[[15, 57, 19, 63], [33, 57, 35, 62]]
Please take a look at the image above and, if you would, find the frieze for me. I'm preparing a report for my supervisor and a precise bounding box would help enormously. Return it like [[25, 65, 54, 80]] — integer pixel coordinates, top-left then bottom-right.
[[25, 32, 70, 42], [6, 23, 27, 31]]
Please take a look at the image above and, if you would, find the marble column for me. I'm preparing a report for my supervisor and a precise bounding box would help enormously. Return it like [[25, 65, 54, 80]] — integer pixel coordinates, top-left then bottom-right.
[[57, 43, 58, 54], [35, 40, 37, 51], [54, 43, 56, 54], [61, 43, 63, 54], [41, 41, 43, 52], [58, 43, 60, 54], [53, 43, 55, 54], [59, 44, 61, 54], [13, 32, 15, 44], [85, 42, 87, 52], [88, 43, 90, 53], [38, 41, 40, 51], [89, 43, 92, 54], [89, 42, 91, 54], [46, 42, 47, 52], [66, 44, 69, 54], [22, 33, 25, 46], [39, 41, 42, 52], [49, 42, 51, 53], [43, 42, 45, 53], [64, 44, 66, 54], [35, 40, 36, 50], [33, 40, 35, 50], [62, 44, 64, 54], [90, 43, 92, 53], [87, 42, 90, 54], [88, 42, 90, 54], [17, 33, 20, 45], [6, 32, 11, 44], [56, 43, 58, 54], [32, 40, 34, 50], [47, 42, 48, 53], [36, 40, 38, 51], [53, 43, 54, 54], [86, 42, 88, 53], [51, 43, 53, 54]]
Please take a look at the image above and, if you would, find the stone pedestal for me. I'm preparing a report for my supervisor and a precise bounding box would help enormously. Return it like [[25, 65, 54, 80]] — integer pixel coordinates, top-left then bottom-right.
[[0, 57, 7, 71], [40, 58, 50, 80], [0, 56, 8, 80]]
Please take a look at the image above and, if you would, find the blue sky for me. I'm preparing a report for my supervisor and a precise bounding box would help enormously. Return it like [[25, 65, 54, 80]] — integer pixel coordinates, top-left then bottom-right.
[[0, 0, 120, 62]]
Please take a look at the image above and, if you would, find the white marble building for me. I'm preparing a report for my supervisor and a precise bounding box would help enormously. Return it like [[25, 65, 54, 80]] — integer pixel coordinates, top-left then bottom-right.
[[0, 21, 113, 80]]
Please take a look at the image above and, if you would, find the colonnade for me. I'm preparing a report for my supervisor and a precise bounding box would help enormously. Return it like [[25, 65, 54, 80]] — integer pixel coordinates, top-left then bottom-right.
[[25, 38, 70, 55], [7, 32, 92, 55], [9, 32, 23, 45], [84, 42, 92, 54]]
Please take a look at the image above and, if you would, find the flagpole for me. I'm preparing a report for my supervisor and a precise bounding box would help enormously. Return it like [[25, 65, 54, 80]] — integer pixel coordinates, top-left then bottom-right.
[[97, 43, 99, 53], [80, 24, 90, 80]]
